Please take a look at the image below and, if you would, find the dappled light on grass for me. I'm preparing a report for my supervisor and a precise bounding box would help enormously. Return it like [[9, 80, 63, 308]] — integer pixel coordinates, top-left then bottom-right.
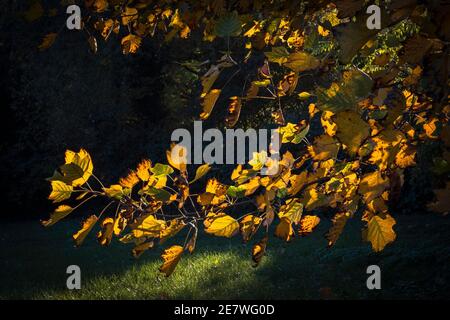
[[39, 250, 260, 300], [2, 215, 450, 299]]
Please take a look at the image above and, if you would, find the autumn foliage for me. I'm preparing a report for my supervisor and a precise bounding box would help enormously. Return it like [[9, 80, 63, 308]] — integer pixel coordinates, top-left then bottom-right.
[[37, 0, 449, 276]]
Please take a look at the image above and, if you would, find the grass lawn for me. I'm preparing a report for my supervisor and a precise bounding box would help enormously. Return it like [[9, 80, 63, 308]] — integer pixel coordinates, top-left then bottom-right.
[[1, 214, 449, 299]]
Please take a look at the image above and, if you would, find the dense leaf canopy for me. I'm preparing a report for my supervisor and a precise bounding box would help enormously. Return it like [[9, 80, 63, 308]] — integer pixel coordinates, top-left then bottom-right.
[[35, 0, 449, 276]]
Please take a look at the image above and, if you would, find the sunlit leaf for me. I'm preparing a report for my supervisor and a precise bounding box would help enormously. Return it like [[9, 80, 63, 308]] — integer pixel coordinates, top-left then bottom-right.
[[363, 214, 396, 252], [264, 46, 290, 65], [240, 215, 262, 242], [159, 245, 183, 277], [48, 181, 73, 203], [73, 215, 98, 247], [252, 235, 268, 267], [225, 96, 242, 128], [97, 217, 114, 246], [298, 215, 320, 236], [200, 89, 221, 120], [41, 205, 73, 227], [121, 34, 141, 54], [132, 241, 154, 258], [190, 164, 211, 184], [204, 213, 239, 238], [283, 51, 320, 72], [132, 215, 166, 238], [278, 198, 303, 224], [275, 217, 294, 242]]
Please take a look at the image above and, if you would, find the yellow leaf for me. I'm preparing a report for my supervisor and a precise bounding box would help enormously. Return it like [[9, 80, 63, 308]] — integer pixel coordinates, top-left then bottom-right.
[[240, 215, 262, 242], [205, 178, 227, 202], [95, 19, 119, 39], [298, 215, 320, 236], [190, 164, 211, 184], [300, 186, 330, 210], [200, 89, 221, 120], [283, 51, 320, 72], [73, 215, 98, 247], [321, 111, 337, 136], [395, 145, 416, 168], [318, 25, 330, 37], [201, 65, 221, 94], [119, 171, 139, 188], [308, 135, 340, 161], [103, 184, 128, 200], [121, 7, 138, 25], [309, 103, 319, 119], [278, 198, 303, 224], [334, 111, 370, 155], [423, 118, 440, 139], [41, 205, 73, 227], [367, 197, 388, 214], [159, 245, 183, 277], [132, 215, 166, 238], [132, 241, 154, 258], [225, 96, 242, 128], [298, 91, 312, 100], [287, 30, 305, 49], [136, 159, 152, 181], [97, 217, 114, 246], [288, 171, 308, 196], [160, 219, 186, 243], [358, 171, 389, 203], [121, 34, 141, 54], [327, 212, 349, 247], [244, 21, 263, 38], [275, 217, 294, 242], [364, 214, 396, 252], [63, 149, 94, 186], [180, 25, 191, 38], [197, 192, 215, 206], [91, 0, 108, 13], [204, 213, 239, 238], [113, 210, 128, 236], [252, 235, 268, 267], [48, 181, 73, 203], [248, 150, 268, 170], [239, 177, 261, 196]]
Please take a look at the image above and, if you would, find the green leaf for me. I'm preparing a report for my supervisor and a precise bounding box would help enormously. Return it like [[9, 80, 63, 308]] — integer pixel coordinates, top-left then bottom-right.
[[151, 163, 174, 177], [48, 180, 73, 203], [316, 69, 373, 113], [214, 12, 241, 37], [227, 185, 246, 198], [144, 187, 172, 202], [283, 52, 320, 72], [291, 125, 310, 144], [190, 164, 211, 184], [264, 46, 290, 65], [103, 184, 129, 200]]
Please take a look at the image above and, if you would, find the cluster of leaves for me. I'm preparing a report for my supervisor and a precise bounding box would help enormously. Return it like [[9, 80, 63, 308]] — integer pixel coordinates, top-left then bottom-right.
[[37, 0, 450, 276]]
